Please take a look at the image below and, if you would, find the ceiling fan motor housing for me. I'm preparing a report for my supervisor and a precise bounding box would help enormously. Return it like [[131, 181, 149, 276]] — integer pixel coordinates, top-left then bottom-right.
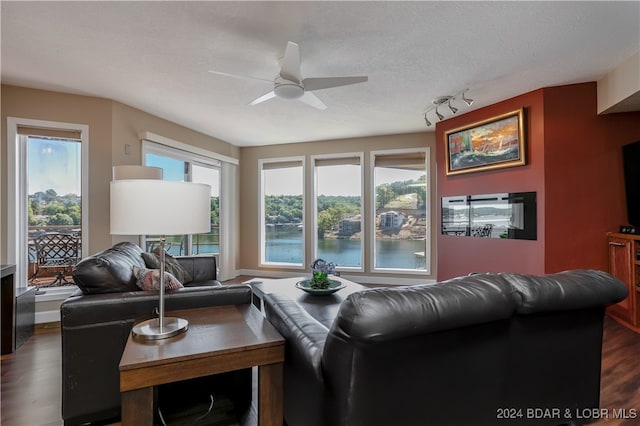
[[274, 80, 304, 99]]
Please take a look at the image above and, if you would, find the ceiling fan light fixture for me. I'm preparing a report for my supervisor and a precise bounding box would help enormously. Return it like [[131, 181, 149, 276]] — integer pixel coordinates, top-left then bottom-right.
[[274, 82, 304, 99], [209, 41, 368, 109]]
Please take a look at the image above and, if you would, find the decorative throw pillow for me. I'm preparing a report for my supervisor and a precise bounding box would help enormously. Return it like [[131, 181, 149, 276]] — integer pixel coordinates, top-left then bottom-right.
[[142, 247, 193, 284], [133, 266, 183, 291]]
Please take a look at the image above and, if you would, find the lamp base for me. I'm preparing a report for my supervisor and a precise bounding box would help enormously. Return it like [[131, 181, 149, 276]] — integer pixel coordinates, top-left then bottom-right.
[[131, 317, 189, 340]]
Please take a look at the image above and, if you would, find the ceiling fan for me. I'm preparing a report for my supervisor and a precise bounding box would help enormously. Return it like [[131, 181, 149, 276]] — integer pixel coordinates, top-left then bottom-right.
[[208, 41, 368, 110]]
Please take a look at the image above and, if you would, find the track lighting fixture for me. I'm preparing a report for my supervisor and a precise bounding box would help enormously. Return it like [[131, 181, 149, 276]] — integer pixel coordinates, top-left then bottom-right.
[[421, 89, 473, 127]]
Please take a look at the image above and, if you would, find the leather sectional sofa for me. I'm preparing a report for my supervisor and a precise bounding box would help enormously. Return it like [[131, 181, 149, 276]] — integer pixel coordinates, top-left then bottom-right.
[[60, 242, 251, 425], [264, 269, 628, 426]]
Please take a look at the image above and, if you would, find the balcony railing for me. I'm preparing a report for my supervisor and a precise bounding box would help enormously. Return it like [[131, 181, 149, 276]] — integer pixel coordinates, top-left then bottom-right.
[[28, 225, 81, 288], [145, 227, 220, 256]]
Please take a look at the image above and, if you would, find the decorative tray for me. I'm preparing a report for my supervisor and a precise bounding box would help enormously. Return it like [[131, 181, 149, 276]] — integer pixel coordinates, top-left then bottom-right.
[[295, 279, 346, 295]]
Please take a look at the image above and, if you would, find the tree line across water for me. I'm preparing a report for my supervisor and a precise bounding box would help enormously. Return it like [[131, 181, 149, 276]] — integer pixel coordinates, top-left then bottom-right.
[[29, 189, 221, 227], [265, 176, 426, 237]]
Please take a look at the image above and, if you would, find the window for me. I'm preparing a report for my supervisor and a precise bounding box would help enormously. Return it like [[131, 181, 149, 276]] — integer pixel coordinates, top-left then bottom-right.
[[143, 142, 220, 256], [313, 155, 363, 270], [259, 158, 305, 267], [7, 118, 89, 292], [372, 150, 429, 272], [27, 136, 83, 290], [192, 164, 221, 254], [257, 148, 430, 277]]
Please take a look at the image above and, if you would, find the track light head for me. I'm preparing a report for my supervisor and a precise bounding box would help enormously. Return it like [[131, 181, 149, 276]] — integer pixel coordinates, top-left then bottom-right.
[[462, 91, 474, 106], [435, 106, 444, 121], [424, 113, 432, 127], [448, 99, 458, 114]]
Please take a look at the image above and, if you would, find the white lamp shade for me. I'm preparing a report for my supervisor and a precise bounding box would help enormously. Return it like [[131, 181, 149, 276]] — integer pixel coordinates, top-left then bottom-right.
[[112, 165, 163, 180], [110, 180, 211, 235]]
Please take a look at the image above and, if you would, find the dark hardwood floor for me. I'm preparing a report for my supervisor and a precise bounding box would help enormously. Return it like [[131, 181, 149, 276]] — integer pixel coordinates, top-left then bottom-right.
[[1, 314, 638, 426]]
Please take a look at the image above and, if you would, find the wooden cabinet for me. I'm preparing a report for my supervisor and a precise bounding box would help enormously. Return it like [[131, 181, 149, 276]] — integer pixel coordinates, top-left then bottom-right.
[[607, 233, 640, 333]]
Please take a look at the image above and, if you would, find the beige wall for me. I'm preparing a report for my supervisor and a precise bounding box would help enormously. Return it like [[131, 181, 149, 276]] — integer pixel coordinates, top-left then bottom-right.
[[238, 132, 438, 281], [597, 50, 640, 114], [1, 85, 113, 261], [1, 83, 434, 282], [111, 101, 239, 166], [1, 85, 238, 266]]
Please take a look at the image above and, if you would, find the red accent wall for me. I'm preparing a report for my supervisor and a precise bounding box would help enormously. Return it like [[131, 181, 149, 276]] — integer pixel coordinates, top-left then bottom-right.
[[436, 83, 640, 280]]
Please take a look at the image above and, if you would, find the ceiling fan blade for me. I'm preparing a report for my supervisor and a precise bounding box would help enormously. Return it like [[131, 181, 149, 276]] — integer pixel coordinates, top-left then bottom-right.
[[208, 70, 272, 84], [249, 91, 277, 106], [280, 41, 302, 82], [298, 91, 327, 110], [303, 76, 368, 91]]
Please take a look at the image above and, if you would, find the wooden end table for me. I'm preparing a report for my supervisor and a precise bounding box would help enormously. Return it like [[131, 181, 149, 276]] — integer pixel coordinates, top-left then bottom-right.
[[119, 304, 284, 426]]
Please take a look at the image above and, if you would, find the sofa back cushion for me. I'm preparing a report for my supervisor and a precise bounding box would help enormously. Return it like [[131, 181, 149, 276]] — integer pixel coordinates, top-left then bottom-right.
[[321, 275, 518, 425], [72, 242, 145, 294], [326, 274, 517, 343]]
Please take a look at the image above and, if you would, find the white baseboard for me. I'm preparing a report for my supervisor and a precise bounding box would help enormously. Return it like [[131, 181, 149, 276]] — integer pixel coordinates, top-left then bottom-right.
[[36, 309, 60, 324], [35, 286, 74, 324]]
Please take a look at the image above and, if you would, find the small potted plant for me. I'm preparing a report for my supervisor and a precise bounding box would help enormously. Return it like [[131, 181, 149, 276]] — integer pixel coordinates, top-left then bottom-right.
[[310, 259, 337, 289]]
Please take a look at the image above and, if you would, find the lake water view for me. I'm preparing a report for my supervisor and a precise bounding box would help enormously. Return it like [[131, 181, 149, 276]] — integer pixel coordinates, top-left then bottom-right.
[[164, 229, 427, 270], [266, 229, 426, 270]]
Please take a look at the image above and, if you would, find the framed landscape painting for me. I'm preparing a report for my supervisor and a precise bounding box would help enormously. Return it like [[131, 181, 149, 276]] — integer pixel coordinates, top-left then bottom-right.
[[445, 108, 526, 176]]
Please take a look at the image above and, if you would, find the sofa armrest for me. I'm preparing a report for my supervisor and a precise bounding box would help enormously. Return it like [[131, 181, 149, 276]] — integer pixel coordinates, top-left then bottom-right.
[[264, 293, 332, 426], [264, 293, 327, 383]]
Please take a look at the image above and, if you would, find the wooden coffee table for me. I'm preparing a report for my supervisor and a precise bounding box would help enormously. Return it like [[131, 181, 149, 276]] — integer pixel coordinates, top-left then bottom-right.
[[119, 304, 284, 426]]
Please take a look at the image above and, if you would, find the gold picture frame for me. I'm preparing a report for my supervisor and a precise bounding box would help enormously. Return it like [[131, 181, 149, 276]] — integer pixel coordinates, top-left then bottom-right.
[[445, 108, 526, 176]]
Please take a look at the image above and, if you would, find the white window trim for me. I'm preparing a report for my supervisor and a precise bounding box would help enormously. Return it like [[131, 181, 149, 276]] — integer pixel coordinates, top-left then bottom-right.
[[140, 131, 238, 165], [141, 136, 238, 279], [218, 161, 237, 281], [7, 117, 89, 294], [258, 156, 306, 269], [311, 152, 365, 272], [142, 140, 222, 169], [369, 147, 431, 275]]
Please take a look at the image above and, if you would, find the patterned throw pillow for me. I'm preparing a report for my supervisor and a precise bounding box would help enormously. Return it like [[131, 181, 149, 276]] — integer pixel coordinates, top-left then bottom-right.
[[142, 247, 193, 284], [133, 266, 183, 291]]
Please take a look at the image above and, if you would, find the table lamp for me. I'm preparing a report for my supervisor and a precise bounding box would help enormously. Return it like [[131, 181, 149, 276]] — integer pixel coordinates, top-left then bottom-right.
[[110, 179, 211, 340]]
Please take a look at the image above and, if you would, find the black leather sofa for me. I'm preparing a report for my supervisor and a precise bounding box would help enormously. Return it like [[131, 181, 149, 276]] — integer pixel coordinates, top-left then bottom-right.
[[61, 242, 251, 425], [264, 269, 628, 426]]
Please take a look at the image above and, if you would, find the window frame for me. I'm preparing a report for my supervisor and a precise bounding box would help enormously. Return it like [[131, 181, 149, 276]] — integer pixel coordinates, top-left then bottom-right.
[[142, 140, 221, 256], [311, 152, 365, 272], [369, 148, 431, 275], [7, 117, 89, 293], [258, 156, 306, 269]]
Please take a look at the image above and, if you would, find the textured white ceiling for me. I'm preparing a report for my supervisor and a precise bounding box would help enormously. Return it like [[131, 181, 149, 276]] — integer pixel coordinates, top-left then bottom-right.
[[2, 1, 639, 147]]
